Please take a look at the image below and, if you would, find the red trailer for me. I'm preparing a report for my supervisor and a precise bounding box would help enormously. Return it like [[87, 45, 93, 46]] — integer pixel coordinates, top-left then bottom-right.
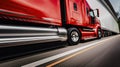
[[0, 0, 101, 47]]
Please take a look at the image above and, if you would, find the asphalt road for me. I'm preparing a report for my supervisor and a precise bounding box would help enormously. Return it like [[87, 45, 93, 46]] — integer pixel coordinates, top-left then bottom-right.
[[0, 35, 120, 67]]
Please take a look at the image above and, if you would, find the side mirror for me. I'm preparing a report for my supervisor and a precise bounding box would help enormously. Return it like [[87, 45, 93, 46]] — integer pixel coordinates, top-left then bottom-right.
[[96, 9, 99, 17]]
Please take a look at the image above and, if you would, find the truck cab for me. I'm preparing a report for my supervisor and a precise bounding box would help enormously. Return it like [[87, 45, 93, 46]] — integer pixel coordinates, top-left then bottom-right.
[[64, 0, 102, 44]]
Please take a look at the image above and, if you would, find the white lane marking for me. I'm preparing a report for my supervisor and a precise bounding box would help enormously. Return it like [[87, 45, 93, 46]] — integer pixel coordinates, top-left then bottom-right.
[[21, 36, 115, 67]]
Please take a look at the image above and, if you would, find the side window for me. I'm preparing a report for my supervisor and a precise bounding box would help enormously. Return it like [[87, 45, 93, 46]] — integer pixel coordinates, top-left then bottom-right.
[[89, 11, 95, 17], [73, 3, 77, 11]]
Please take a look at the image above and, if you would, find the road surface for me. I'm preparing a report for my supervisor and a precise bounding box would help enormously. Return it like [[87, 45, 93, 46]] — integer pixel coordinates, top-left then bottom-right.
[[0, 35, 120, 67]]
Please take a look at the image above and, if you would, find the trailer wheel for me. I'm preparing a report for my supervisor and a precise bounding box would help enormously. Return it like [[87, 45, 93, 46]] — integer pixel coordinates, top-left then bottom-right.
[[97, 29, 102, 39], [67, 28, 81, 45]]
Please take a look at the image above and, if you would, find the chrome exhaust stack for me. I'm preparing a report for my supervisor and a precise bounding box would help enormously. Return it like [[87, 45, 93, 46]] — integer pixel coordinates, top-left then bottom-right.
[[0, 25, 67, 47]]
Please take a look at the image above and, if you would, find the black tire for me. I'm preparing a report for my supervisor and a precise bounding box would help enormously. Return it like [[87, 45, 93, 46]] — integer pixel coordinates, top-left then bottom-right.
[[97, 29, 102, 39], [67, 28, 81, 45]]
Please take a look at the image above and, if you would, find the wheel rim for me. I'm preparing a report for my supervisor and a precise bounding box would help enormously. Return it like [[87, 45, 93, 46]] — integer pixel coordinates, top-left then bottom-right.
[[71, 31, 79, 42]]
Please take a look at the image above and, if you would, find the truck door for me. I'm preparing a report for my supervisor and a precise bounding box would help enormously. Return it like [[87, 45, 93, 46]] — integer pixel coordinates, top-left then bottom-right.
[[88, 9, 96, 28], [81, 0, 90, 26], [68, 0, 82, 25], [85, 2, 95, 28]]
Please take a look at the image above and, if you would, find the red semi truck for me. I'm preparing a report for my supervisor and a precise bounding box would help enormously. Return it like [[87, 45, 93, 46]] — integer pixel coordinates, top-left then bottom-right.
[[0, 0, 101, 47]]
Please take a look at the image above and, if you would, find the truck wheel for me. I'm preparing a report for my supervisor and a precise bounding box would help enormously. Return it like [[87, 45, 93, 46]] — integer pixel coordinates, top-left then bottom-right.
[[67, 28, 81, 45], [97, 29, 102, 39]]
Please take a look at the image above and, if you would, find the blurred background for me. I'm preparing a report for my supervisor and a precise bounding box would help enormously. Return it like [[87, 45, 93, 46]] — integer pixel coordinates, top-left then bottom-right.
[[109, 0, 120, 31]]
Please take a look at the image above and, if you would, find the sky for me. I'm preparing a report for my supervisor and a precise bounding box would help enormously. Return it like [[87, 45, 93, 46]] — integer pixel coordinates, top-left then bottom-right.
[[109, 0, 120, 16]]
